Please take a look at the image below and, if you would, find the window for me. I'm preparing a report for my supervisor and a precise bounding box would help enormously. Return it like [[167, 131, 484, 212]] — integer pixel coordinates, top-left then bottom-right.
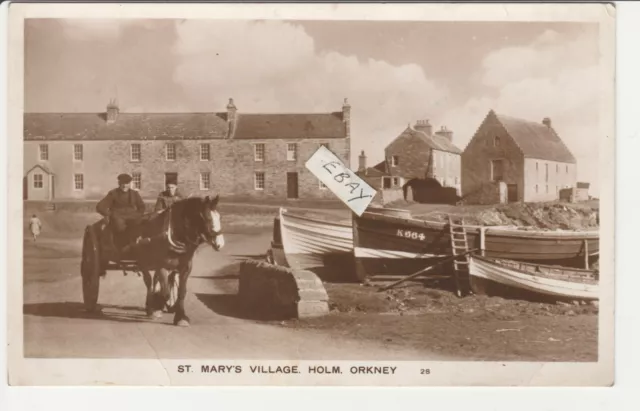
[[556, 164, 559, 174], [319, 179, 327, 190], [73, 144, 83, 161], [254, 172, 265, 190], [165, 143, 176, 161], [535, 184, 539, 193], [566, 165, 569, 173], [287, 143, 297, 161], [392, 177, 399, 187], [200, 144, 210, 161], [132, 172, 141, 190], [491, 159, 504, 182], [74, 174, 84, 191], [33, 173, 43, 189], [383, 177, 392, 189], [391, 156, 399, 167], [200, 172, 211, 190], [130, 144, 141, 162], [254, 144, 265, 162], [39, 144, 48, 161], [494, 136, 501, 147], [545, 163, 549, 182]]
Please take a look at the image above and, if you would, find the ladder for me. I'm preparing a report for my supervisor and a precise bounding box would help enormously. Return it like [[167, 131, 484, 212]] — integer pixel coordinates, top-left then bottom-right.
[[448, 215, 470, 297]]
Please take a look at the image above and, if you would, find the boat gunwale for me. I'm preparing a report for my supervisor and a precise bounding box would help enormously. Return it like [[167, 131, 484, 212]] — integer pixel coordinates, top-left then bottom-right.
[[471, 254, 598, 275], [358, 211, 599, 239]]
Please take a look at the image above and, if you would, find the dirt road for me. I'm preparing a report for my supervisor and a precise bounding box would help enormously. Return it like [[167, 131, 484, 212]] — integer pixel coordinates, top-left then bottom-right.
[[23, 232, 448, 360]]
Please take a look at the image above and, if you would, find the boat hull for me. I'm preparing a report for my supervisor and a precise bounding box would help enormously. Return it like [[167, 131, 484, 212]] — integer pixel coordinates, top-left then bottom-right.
[[352, 211, 600, 280], [468, 255, 599, 300], [276, 208, 355, 282]]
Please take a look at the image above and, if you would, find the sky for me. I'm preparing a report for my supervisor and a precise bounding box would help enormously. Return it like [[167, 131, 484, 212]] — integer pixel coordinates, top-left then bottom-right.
[[25, 19, 603, 195]]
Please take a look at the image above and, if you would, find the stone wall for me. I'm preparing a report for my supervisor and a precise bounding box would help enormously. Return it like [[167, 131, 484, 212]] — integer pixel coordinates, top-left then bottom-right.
[[238, 260, 330, 320], [24, 137, 350, 201], [462, 181, 507, 205], [379, 188, 404, 205]]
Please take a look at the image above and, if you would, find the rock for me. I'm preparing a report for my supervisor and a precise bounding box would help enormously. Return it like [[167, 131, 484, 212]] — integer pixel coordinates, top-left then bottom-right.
[[590, 300, 599, 308], [572, 300, 580, 306], [556, 301, 571, 306], [566, 310, 576, 316]]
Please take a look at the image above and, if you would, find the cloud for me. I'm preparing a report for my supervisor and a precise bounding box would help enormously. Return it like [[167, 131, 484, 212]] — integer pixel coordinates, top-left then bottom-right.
[[439, 28, 602, 194], [173, 20, 449, 160]]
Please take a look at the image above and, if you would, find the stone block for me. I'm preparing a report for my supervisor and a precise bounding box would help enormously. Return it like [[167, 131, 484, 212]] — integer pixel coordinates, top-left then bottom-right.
[[297, 300, 330, 318]]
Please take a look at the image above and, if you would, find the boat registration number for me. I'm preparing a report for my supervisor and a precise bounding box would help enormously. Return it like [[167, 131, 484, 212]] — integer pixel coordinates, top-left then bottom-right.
[[397, 229, 426, 241]]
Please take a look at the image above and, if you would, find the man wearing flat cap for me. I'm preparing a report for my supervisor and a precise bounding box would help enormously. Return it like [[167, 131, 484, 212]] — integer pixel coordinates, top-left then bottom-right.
[[154, 175, 183, 212], [96, 173, 147, 249]]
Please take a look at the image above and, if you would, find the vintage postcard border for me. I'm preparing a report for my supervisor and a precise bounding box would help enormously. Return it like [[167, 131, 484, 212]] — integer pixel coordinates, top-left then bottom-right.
[[7, 2, 616, 386]]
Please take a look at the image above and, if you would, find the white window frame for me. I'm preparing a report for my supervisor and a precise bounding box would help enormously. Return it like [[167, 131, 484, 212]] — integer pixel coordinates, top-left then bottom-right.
[[254, 172, 265, 190], [200, 143, 210, 161], [73, 144, 83, 162], [130, 143, 141, 162], [165, 143, 176, 161], [254, 144, 265, 162], [392, 177, 399, 187], [74, 173, 84, 191], [33, 173, 44, 189], [287, 143, 297, 161], [391, 156, 399, 167], [132, 172, 142, 190], [39, 144, 49, 161], [200, 172, 211, 190], [494, 136, 501, 147]]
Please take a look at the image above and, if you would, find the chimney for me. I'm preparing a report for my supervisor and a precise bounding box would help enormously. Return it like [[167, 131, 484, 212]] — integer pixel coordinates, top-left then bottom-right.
[[542, 117, 551, 128], [435, 125, 454, 142], [106, 99, 119, 124], [414, 119, 433, 136], [342, 98, 351, 138], [358, 150, 367, 172]]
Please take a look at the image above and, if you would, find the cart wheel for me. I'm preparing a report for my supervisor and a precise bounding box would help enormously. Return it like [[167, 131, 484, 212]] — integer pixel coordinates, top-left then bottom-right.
[[166, 272, 180, 313], [81, 226, 101, 313]]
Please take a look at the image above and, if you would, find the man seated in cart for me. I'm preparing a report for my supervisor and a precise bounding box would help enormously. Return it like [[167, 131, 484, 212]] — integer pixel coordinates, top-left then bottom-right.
[[154, 175, 183, 212], [96, 173, 147, 252]]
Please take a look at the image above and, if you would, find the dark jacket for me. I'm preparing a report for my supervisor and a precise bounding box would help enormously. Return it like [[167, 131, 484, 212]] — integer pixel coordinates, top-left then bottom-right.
[[96, 188, 146, 219], [154, 190, 183, 212]]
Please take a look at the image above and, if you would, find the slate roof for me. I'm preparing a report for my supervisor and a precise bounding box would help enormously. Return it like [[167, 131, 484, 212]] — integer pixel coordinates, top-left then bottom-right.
[[403, 126, 463, 155], [495, 112, 576, 163], [231, 112, 347, 140], [357, 160, 390, 178], [24, 111, 348, 141], [24, 113, 231, 141]]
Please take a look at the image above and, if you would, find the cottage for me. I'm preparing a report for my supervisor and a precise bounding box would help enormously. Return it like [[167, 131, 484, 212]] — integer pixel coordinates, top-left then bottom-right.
[[357, 120, 462, 196], [23, 98, 351, 201], [461, 110, 577, 203]]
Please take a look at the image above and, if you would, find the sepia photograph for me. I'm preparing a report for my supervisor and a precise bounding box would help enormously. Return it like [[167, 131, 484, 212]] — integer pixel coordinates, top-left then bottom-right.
[[6, 2, 615, 386]]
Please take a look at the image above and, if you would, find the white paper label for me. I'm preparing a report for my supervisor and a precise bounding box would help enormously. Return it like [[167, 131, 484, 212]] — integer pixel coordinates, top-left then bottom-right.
[[305, 146, 377, 216]]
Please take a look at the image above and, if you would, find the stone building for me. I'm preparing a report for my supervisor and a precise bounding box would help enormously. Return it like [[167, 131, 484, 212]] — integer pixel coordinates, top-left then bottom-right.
[[23, 98, 351, 201], [357, 119, 462, 195], [461, 110, 577, 203]]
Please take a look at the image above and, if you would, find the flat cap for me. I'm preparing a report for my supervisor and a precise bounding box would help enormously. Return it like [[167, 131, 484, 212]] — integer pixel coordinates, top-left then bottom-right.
[[117, 173, 133, 183]]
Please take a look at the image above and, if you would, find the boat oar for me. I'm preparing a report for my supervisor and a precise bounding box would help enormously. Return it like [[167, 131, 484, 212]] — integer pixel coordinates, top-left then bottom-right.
[[377, 249, 478, 292]]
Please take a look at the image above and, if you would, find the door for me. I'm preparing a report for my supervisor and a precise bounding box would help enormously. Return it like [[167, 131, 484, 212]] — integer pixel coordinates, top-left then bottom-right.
[[50, 175, 55, 200], [507, 184, 518, 203], [23, 177, 27, 200], [287, 172, 299, 199]]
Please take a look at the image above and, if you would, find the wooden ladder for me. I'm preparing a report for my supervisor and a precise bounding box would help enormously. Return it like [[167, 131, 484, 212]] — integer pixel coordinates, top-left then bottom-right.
[[448, 215, 470, 297]]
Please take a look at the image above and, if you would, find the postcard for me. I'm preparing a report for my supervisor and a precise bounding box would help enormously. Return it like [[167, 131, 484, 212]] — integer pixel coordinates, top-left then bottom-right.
[[6, 2, 615, 386]]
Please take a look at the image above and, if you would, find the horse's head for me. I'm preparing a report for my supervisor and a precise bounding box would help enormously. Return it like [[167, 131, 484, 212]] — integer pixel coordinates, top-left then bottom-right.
[[200, 195, 225, 251], [181, 195, 225, 251]]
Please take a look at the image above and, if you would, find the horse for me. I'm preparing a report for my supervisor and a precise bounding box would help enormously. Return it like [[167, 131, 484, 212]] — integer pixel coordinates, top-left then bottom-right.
[[120, 195, 225, 326]]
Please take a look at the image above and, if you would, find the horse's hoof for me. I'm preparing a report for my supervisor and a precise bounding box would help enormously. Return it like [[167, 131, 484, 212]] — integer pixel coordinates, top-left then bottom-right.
[[175, 319, 190, 327], [150, 310, 163, 319]]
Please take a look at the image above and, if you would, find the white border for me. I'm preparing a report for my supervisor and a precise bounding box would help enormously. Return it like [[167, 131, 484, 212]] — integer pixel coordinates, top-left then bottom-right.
[[1, 0, 637, 409]]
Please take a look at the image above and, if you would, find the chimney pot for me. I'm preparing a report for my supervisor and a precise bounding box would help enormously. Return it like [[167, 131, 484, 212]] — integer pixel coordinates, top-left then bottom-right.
[[358, 150, 367, 172], [414, 119, 433, 136], [542, 117, 551, 127], [106, 99, 119, 124]]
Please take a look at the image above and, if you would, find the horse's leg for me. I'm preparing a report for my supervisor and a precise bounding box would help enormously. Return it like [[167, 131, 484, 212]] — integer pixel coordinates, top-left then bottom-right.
[[154, 268, 171, 316], [142, 270, 155, 317], [173, 259, 193, 327]]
